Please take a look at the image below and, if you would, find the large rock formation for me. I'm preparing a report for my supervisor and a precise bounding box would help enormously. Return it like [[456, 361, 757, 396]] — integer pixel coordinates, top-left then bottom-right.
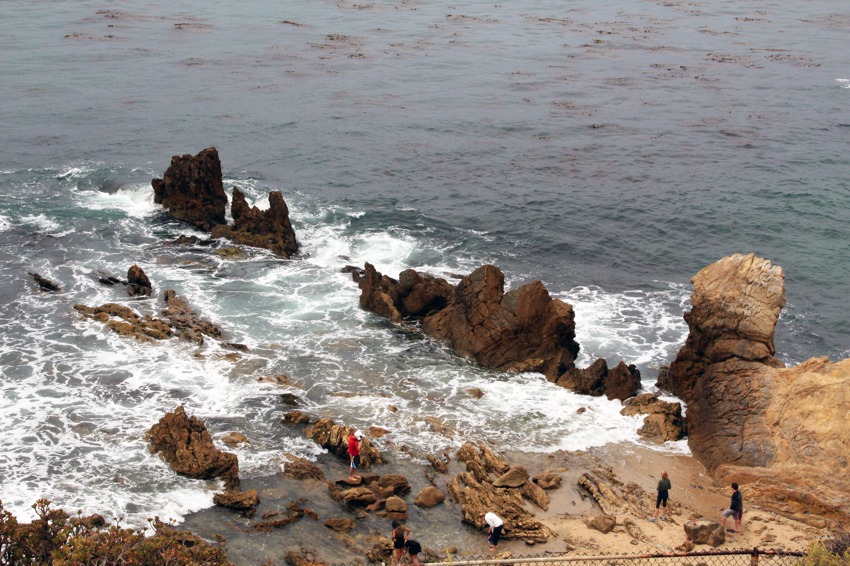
[[210, 187, 298, 258], [358, 263, 580, 382], [152, 147, 228, 232], [658, 253, 850, 526], [304, 418, 382, 468], [153, 148, 298, 258], [146, 406, 239, 489], [447, 443, 554, 544]]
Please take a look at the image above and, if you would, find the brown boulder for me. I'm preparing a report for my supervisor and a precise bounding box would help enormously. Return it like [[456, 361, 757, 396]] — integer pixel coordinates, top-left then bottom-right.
[[282, 456, 325, 481], [161, 289, 223, 345], [146, 405, 239, 489], [323, 518, 356, 533], [620, 393, 685, 443], [127, 264, 152, 297], [152, 147, 228, 232], [385, 496, 407, 513], [414, 486, 446, 507], [586, 515, 616, 534], [555, 358, 607, 395], [684, 521, 725, 547], [213, 488, 259, 517], [533, 472, 562, 490], [358, 264, 579, 381], [304, 418, 382, 468], [605, 362, 641, 401], [340, 486, 378, 506], [210, 187, 298, 258], [27, 271, 61, 292], [493, 466, 529, 488], [74, 303, 173, 342]]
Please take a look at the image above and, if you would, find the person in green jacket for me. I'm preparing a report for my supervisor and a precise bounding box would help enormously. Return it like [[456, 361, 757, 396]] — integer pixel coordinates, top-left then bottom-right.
[[650, 471, 671, 522]]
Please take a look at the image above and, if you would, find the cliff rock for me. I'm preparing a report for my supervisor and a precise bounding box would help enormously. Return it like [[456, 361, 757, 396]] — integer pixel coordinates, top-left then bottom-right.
[[658, 253, 850, 526], [152, 147, 228, 232]]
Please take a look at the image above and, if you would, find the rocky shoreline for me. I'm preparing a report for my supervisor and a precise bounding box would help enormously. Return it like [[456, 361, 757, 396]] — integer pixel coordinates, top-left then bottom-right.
[[24, 148, 849, 564]]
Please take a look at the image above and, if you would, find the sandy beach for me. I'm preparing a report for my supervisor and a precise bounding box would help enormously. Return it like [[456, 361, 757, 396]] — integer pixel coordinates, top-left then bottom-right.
[[182, 439, 822, 565]]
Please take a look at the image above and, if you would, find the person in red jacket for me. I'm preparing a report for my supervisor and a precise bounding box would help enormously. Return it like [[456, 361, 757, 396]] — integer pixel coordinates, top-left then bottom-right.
[[348, 430, 363, 480]]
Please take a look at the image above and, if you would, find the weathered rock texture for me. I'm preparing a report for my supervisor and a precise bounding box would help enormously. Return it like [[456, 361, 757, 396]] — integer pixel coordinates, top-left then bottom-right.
[[153, 148, 298, 258], [658, 253, 850, 526], [304, 418, 382, 468], [620, 393, 686, 443], [358, 263, 580, 382], [152, 147, 228, 232], [447, 443, 554, 544], [210, 187, 298, 258], [146, 406, 239, 489], [556, 358, 641, 400], [127, 264, 152, 297], [74, 289, 222, 345]]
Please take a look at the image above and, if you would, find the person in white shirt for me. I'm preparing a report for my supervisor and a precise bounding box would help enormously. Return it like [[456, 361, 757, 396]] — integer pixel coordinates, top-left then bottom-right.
[[481, 512, 504, 551]]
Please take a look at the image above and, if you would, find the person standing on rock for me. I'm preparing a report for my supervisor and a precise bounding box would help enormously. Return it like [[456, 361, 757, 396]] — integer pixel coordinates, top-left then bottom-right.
[[650, 470, 671, 522], [348, 429, 363, 481], [720, 482, 743, 532], [481, 511, 504, 551], [391, 520, 410, 564]]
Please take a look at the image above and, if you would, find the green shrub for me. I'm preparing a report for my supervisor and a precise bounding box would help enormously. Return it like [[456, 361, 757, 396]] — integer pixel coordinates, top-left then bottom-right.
[[799, 541, 850, 566], [0, 499, 232, 565]]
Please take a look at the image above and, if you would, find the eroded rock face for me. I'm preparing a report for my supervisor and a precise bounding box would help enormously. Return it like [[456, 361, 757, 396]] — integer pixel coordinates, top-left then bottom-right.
[[152, 147, 228, 232], [658, 253, 786, 401], [657, 254, 850, 526], [447, 443, 553, 544], [423, 266, 579, 380], [304, 418, 382, 468], [359, 263, 579, 381], [127, 264, 152, 297], [146, 405, 239, 489], [210, 187, 298, 258], [620, 393, 685, 443]]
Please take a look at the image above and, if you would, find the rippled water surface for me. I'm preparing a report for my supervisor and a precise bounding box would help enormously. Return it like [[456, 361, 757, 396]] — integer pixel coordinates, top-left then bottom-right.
[[1, 0, 848, 528]]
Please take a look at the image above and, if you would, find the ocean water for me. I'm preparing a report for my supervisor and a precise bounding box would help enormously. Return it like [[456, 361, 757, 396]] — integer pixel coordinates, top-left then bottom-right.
[[1, 0, 848, 528]]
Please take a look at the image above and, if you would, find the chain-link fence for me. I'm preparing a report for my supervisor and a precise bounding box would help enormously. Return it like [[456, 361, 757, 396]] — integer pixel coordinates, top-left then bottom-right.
[[348, 549, 807, 566]]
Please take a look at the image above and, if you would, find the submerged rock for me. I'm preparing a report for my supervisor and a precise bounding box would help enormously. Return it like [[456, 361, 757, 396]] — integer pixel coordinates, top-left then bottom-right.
[[27, 271, 61, 292]]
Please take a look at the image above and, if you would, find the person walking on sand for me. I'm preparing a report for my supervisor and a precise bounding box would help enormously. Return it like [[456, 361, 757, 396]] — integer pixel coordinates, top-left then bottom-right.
[[720, 482, 743, 532], [650, 470, 671, 522], [391, 520, 410, 564], [348, 429, 363, 480], [481, 511, 504, 551]]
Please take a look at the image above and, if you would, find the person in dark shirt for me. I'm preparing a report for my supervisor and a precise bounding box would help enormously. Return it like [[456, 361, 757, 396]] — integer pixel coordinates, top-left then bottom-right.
[[720, 482, 743, 532], [650, 470, 671, 522], [404, 539, 421, 565]]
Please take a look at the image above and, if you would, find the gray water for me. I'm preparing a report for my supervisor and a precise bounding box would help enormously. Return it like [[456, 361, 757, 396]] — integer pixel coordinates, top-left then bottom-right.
[[1, 0, 848, 539]]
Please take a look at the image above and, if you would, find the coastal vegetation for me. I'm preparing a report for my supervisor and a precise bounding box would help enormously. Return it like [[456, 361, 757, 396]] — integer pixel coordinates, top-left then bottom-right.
[[0, 499, 231, 565]]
